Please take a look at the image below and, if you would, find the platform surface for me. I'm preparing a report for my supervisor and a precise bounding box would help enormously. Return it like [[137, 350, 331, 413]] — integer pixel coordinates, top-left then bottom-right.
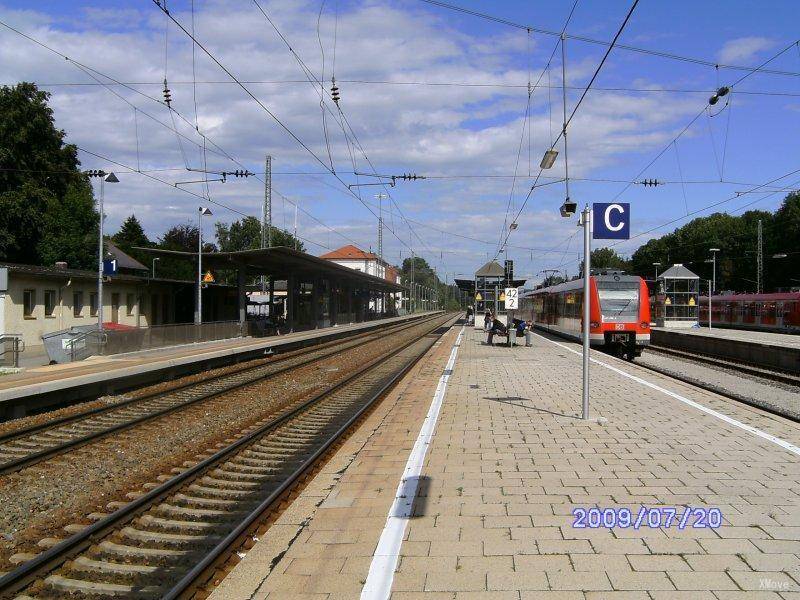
[[210, 325, 800, 600], [653, 325, 800, 349], [0, 313, 432, 403]]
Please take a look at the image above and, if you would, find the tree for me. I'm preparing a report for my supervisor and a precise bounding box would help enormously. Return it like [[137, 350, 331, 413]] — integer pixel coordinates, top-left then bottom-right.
[[0, 82, 94, 266], [0, 82, 82, 200], [590, 247, 631, 272], [112, 214, 151, 266], [0, 182, 49, 265], [215, 216, 305, 253], [400, 256, 439, 288], [38, 181, 99, 270], [156, 223, 217, 280]]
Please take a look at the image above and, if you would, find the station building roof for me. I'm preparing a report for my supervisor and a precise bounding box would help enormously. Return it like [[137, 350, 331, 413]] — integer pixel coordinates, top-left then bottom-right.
[[319, 245, 379, 261], [455, 277, 527, 293], [474, 260, 506, 277], [659, 264, 699, 279], [135, 246, 402, 292]]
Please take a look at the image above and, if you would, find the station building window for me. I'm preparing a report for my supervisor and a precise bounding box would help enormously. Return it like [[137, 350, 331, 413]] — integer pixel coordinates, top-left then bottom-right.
[[23, 289, 36, 318], [126, 293, 135, 316], [44, 289, 56, 317], [73, 291, 84, 317], [89, 293, 98, 317]]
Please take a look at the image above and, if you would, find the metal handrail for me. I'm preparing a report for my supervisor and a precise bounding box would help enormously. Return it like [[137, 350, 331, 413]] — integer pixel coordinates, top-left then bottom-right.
[[0, 334, 25, 368], [66, 330, 106, 362]]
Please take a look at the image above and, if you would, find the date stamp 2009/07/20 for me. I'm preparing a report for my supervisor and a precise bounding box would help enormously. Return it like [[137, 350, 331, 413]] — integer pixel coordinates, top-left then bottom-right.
[[572, 506, 722, 529]]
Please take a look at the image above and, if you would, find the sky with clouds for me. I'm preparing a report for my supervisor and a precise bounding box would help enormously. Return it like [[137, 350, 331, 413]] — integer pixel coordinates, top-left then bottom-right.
[[1, 0, 798, 284]]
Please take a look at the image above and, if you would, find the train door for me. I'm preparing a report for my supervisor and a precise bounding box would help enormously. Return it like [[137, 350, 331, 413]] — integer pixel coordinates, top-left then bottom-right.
[[762, 302, 777, 328], [776, 302, 785, 328]]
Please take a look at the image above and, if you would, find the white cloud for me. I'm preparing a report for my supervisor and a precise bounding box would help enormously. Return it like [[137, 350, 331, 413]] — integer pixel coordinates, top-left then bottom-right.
[[0, 0, 739, 277], [718, 36, 774, 64]]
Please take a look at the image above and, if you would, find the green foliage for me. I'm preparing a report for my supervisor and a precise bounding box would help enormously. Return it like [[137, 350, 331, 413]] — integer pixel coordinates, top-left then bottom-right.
[[215, 216, 305, 252], [0, 182, 50, 264], [38, 181, 99, 270], [541, 274, 565, 288], [590, 247, 631, 272], [0, 82, 82, 199], [630, 195, 798, 292], [400, 256, 439, 288], [0, 82, 95, 266], [156, 223, 217, 281], [112, 214, 151, 266]]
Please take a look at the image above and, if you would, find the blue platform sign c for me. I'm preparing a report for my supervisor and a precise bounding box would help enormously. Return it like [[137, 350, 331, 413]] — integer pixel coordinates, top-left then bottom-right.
[[593, 202, 630, 240]]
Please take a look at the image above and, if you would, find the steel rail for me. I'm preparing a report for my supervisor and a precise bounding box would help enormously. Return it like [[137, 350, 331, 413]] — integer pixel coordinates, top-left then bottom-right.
[[0, 315, 435, 476], [0, 314, 431, 445], [0, 314, 454, 597], [164, 319, 456, 599], [626, 358, 799, 422], [647, 344, 800, 386]]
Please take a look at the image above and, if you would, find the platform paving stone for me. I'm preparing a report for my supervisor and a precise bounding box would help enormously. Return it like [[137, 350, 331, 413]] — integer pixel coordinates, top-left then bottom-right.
[[209, 326, 800, 599]]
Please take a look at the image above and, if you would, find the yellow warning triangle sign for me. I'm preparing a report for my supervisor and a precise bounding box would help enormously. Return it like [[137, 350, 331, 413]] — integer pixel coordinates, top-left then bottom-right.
[[203, 270, 215, 283]]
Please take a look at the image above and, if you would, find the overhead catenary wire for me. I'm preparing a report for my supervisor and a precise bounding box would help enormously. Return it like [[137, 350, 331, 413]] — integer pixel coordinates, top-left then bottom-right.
[[0, 16, 374, 256], [21, 79, 800, 97], [76, 145, 338, 251], [497, 0, 580, 254], [497, 0, 640, 256], [607, 38, 800, 204], [154, 0, 427, 260], [416, 0, 800, 78], [246, 0, 435, 258]]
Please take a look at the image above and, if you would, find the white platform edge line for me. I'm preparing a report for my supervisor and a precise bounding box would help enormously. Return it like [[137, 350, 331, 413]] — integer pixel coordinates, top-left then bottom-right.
[[533, 332, 800, 457], [361, 325, 466, 600]]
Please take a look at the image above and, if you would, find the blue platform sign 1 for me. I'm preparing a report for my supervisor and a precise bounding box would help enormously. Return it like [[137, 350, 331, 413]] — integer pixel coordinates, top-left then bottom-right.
[[593, 202, 630, 240], [103, 259, 118, 275]]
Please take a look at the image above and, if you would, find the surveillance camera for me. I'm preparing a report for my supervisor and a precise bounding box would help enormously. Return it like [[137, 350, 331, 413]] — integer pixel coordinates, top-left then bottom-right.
[[560, 199, 577, 218]]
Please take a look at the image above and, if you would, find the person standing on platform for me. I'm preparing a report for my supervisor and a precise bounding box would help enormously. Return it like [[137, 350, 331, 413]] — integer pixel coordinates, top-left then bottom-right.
[[484, 310, 492, 331], [466, 305, 474, 325]]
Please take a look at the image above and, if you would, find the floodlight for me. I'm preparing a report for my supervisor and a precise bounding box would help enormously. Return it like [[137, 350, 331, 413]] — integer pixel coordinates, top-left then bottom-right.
[[540, 149, 558, 169]]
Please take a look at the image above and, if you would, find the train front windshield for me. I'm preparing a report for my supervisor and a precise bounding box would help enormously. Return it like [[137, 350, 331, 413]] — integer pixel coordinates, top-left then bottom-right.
[[598, 283, 640, 321]]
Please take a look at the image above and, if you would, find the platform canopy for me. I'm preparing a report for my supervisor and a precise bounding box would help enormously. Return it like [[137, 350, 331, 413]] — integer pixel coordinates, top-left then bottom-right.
[[135, 246, 402, 292]]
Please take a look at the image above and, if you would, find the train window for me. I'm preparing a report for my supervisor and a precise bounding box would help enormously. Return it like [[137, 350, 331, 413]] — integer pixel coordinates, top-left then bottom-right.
[[597, 285, 639, 320]]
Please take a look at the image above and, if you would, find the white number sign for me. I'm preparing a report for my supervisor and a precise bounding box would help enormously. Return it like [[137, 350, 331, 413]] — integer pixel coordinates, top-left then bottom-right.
[[504, 287, 519, 310]]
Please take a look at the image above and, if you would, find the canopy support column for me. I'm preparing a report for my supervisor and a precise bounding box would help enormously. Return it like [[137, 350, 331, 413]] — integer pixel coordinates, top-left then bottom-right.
[[237, 267, 246, 333]]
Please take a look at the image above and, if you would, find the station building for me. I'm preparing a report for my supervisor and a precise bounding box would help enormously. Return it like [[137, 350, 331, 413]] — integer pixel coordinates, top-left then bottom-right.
[[319, 244, 402, 313], [0, 242, 401, 364]]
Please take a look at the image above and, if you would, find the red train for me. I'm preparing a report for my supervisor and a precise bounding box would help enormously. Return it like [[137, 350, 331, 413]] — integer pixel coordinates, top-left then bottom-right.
[[698, 292, 800, 332], [520, 271, 650, 360]]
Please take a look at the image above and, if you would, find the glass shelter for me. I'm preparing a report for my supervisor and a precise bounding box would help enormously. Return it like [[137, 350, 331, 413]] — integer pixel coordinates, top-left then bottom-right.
[[655, 264, 700, 328]]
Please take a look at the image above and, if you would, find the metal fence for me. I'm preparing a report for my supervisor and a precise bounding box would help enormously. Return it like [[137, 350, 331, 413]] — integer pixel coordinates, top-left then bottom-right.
[[102, 321, 247, 355]]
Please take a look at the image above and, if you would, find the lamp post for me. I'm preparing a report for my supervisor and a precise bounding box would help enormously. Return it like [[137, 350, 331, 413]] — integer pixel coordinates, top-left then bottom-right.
[[96, 172, 118, 332], [708, 248, 720, 330], [197, 206, 213, 325], [579, 205, 590, 420], [708, 248, 720, 295], [152, 257, 160, 279], [652, 262, 661, 282]]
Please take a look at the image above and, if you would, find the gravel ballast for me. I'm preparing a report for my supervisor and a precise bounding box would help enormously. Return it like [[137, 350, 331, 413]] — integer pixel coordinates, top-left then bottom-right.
[[0, 315, 451, 568], [637, 349, 800, 419]]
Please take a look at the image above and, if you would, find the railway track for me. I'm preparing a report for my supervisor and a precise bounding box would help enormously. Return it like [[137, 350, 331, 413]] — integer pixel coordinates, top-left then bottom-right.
[[0, 313, 455, 599], [648, 344, 800, 386], [629, 353, 799, 422], [0, 314, 435, 476]]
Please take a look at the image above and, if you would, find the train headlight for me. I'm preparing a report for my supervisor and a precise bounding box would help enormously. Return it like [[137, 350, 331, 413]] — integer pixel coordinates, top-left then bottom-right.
[[640, 322, 649, 329], [590, 321, 599, 329]]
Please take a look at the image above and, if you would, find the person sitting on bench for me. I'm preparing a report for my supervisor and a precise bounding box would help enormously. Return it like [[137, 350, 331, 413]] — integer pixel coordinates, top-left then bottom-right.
[[487, 316, 508, 346]]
